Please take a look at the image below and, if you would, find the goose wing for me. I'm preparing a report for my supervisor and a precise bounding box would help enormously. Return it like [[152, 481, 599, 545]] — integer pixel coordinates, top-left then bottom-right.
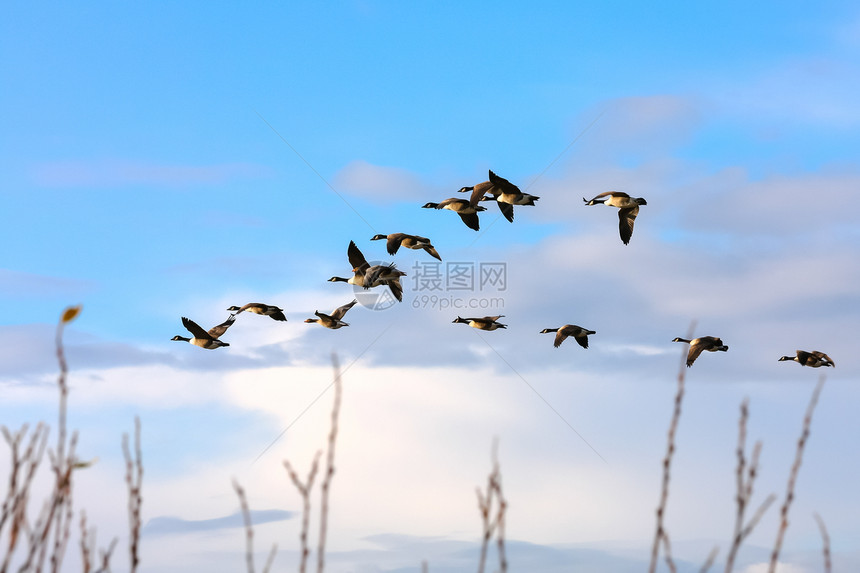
[[386, 233, 405, 255], [686, 340, 706, 367], [488, 170, 522, 194], [423, 244, 442, 261], [497, 200, 515, 223], [618, 205, 640, 245], [348, 240, 369, 273], [810, 350, 835, 366], [207, 314, 236, 339], [330, 299, 358, 320], [553, 329, 570, 348], [267, 309, 287, 321], [469, 181, 492, 207], [566, 326, 591, 349], [458, 212, 481, 231], [387, 277, 403, 302], [181, 317, 211, 340]]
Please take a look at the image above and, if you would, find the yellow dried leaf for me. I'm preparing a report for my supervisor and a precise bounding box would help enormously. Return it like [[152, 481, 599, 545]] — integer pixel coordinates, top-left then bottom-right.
[[61, 305, 82, 323]]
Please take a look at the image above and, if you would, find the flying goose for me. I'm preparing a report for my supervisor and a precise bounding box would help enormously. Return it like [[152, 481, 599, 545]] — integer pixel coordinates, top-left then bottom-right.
[[226, 303, 287, 322], [370, 233, 442, 261], [460, 170, 539, 223], [540, 325, 596, 349], [452, 315, 507, 331], [171, 315, 235, 349], [422, 199, 486, 231], [328, 240, 405, 302], [778, 350, 835, 368], [583, 191, 647, 245], [672, 336, 729, 367], [304, 299, 358, 329]]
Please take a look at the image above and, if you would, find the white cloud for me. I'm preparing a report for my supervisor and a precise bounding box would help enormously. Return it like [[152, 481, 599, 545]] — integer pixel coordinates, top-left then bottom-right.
[[742, 563, 811, 573], [332, 160, 440, 203]]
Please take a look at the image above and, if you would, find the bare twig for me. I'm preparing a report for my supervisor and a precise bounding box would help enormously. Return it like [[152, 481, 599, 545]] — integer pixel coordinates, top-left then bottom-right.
[[649, 322, 693, 573], [813, 512, 831, 573], [95, 538, 118, 573], [0, 423, 49, 573], [768, 376, 826, 573], [79, 512, 94, 573], [234, 479, 257, 573], [476, 442, 506, 573], [725, 401, 772, 573], [122, 417, 143, 573], [661, 531, 677, 573], [19, 308, 82, 573], [317, 354, 343, 573], [284, 452, 322, 573], [700, 545, 719, 573]]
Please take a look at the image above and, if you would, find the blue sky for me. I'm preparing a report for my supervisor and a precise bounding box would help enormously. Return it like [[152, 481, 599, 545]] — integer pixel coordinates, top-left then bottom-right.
[[3, 2, 860, 572]]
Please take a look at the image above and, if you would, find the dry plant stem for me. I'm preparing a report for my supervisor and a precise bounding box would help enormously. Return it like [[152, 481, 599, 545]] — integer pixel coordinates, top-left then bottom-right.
[[725, 401, 769, 573], [660, 531, 677, 573], [476, 446, 506, 573], [233, 479, 257, 573], [700, 546, 719, 573], [768, 376, 826, 573], [97, 538, 118, 573], [813, 512, 831, 573], [0, 423, 49, 572], [122, 417, 143, 573], [21, 312, 81, 573], [494, 483, 507, 573], [80, 512, 94, 573], [317, 354, 343, 573], [50, 483, 75, 573], [262, 544, 278, 573], [648, 330, 690, 573], [475, 484, 494, 573], [284, 451, 321, 573]]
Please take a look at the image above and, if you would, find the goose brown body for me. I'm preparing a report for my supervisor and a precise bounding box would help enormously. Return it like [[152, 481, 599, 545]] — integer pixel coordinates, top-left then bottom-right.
[[778, 350, 835, 368], [452, 315, 507, 331], [172, 315, 235, 349], [370, 233, 442, 261], [672, 336, 728, 367], [583, 191, 647, 245], [540, 325, 596, 349], [226, 303, 287, 322]]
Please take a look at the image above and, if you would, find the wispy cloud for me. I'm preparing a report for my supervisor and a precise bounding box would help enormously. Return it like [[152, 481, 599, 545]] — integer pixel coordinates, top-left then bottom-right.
[[32, 159, 271, 188], [0, 269, 95, 298], [143, 509, 294, 536], [332, 160, 439, 203]]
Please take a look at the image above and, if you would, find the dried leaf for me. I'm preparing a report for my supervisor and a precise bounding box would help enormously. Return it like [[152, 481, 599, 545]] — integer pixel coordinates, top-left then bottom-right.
[[62, 305, 83, 323]]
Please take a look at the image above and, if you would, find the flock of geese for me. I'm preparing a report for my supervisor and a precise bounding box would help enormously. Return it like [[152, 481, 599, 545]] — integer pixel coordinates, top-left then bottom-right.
[[171, 170, 835, 369]]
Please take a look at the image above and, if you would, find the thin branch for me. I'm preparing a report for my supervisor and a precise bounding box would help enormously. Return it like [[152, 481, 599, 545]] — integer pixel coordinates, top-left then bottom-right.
[[661, 531, 678, 573], [317, 354, 343, 573], [95, 538, 118, 573], [476, 442, 506, 573], [284, 451, 321, 573], [649, 322, 693, 573], [122, 417, 143, 573], [813, 512, 831, 573], [768, 376, 826, 573], [233, 479, 256, 573], [700, 546, 719, 573], [725, 401, 771, 573], [79, 512, 94, 573]]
